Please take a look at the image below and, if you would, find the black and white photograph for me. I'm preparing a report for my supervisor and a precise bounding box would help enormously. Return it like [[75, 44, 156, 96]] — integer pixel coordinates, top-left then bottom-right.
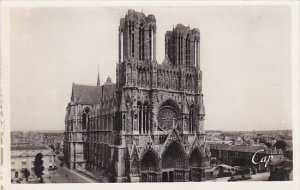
[[0, 1, 299, 190]]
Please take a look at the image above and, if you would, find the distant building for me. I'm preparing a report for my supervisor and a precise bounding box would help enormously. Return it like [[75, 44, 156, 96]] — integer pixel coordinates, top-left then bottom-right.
[[269, 159, 293, 181], [42, 132, 64, 146], [284, 146, 293, 160], [11, 132, 30, 146], [206, 139, 233, 145], [11, 145, 56, 182], [210, 144, 284, 172]]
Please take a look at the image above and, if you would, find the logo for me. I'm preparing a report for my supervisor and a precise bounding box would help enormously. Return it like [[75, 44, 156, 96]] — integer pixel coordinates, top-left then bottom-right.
[[252, 149, 273, 167]]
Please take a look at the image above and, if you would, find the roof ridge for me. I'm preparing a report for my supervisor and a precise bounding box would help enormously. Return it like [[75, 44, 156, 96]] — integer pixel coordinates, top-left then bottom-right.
[[73, 83, 103, 87]]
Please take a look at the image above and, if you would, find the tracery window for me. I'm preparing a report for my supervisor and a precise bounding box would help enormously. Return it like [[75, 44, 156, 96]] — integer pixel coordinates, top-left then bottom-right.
[[139, 23, 145, 61], [189, 105, 195, 133], [157, 106, 178, 131], [138, 101, 150, 134], [82, 107, 90, 130], [186, 35, 191, 66]]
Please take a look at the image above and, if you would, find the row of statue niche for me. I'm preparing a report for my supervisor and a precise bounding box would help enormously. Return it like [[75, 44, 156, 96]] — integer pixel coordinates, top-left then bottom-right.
[[126, 71, 150, 87], [185, 76, 195, 92], [137, 70, 150, 87], [126, 70, 196, 92], [157, 74, 179, 90]]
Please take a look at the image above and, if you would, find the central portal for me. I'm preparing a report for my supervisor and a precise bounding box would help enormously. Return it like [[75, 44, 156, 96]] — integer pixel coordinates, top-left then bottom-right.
[[161, 142, 187, 182], [162, 171, 175, 182]]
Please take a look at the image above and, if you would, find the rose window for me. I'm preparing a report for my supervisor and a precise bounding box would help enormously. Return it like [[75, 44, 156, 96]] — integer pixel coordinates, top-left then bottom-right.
[[157, 106, 178, 131]]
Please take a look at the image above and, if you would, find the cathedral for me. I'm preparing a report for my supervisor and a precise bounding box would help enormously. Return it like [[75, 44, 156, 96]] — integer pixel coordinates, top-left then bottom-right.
[[64, 9, 211, 182]]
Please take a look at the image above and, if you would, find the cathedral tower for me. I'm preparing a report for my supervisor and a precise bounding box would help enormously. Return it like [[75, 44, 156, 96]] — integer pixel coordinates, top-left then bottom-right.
[[118, 9, 156, 63], [165, 24, 200, 68]]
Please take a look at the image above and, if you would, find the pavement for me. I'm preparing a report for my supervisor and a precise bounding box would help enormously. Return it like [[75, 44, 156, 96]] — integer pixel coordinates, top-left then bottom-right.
[[75, 168, 109, 182], [206, 172, 270, 182], [245, 172, 270, 181], [46, 165, 95, 183], [206, 176, 231, 182], [44, 158, 95, 183]]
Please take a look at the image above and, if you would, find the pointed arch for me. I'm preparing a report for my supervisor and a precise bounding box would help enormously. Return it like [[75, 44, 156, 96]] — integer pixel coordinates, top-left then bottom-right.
[[162, 141, 187, 169], [159, 99, 181, 113], [189, 148, 202, 168], [140, 150, 159, 172]]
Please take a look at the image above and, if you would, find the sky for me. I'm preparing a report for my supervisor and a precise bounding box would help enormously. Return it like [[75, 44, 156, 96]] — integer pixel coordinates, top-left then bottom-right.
[[10, 5, 292, 131]]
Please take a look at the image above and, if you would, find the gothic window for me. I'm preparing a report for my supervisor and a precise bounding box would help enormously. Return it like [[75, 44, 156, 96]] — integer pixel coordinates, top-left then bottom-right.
[[137, 101, 150, 134], [131, 21, 135, 58], [70, 121, 73, 131], [104, 117, 107, 131], [139, 23, 145, 61], [144, 102, 150, 133], [186, 75, 189, 91], [142, 71, 145, 87], [123, 114, 126, 132], [138, 101, 142, 134], [97, 116, 100, 130], [186, 35, 190, 66], [181, 34, 184, 63], [137, 70, 140, 86], [189, 105, 195, 133], [146, 70, 150, 87], [108, 116, 111, 131], [178, 35, 181, 64], [82, 107, 90, 130], [191, 76, 194, 93], [194, 40, 197, 65], [157, 106, 178, 131], [149, 26, 152, 61], [157, 72, 160, 88], [120, 31, 123, 62]]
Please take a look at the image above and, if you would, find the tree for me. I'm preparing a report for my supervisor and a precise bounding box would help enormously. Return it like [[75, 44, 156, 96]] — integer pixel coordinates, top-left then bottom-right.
[[274, 140, 287, 151], [55, 143, 60, 154], [49, 144, 55, 151], [22, 168, 30, 182], [260, 139, 272, 148], [34, 153, 44, 183]]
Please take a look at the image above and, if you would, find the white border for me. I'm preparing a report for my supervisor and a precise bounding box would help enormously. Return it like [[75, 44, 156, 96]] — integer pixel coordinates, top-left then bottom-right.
[[1, 1, 299, 190]]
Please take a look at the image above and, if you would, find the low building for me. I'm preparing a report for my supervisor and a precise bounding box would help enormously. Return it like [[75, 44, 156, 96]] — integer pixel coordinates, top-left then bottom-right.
[[210, 144, 284, 172], [11, 145, 56, 183], [206, 140, 233, 145], [269, 158, 293, 181], [284, 146, 293, 160]]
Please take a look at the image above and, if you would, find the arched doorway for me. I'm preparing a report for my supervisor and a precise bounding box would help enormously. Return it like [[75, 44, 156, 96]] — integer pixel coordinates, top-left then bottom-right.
[[140, 151, 158, 182], [162, 142, 187, 182], [189, 149, 203, 181]]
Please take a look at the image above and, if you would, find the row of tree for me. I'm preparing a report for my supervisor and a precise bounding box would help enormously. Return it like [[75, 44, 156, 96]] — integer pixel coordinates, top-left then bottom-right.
[[20, 153, 45, 183], [261, 140, 288, 150]]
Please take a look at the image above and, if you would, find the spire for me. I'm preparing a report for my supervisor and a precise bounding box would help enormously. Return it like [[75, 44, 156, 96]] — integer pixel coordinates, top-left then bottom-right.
[[97, 65, 100, 86]]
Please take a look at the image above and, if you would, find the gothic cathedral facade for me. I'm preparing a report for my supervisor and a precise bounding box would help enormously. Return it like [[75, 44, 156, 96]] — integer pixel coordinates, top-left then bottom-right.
[[64, 9, 211, 182]]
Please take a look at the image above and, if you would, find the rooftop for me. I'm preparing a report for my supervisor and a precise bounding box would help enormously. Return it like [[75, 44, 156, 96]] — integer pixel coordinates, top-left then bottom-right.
[[71, 82, 116, 104], [11, 145, 50, 151], [210, 144, 281, 154]]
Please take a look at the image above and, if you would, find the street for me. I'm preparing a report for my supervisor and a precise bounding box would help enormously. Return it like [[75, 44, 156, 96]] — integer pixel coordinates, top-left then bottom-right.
[[45, 158, 95, 183]]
